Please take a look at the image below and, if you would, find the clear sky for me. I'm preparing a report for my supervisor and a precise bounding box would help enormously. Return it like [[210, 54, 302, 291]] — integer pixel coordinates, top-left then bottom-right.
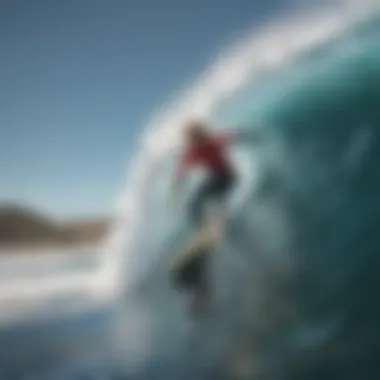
[[0, 0, 292, 219]]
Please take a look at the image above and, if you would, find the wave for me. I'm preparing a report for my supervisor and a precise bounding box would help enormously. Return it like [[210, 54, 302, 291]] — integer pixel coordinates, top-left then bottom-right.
[[103, 3, 380, 379], [103, 0, 379, 294]]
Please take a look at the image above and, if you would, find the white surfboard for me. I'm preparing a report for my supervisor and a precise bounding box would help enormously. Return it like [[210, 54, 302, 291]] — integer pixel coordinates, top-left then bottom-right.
[[172, 216, 224, 271]]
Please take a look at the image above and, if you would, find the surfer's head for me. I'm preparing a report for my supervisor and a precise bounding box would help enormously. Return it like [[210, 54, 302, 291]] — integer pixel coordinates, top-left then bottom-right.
[[184, 119, 209, 145]]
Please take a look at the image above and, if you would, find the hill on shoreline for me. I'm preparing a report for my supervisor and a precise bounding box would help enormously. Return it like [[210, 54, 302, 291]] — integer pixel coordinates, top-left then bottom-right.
[[0, 205, 110, 249]]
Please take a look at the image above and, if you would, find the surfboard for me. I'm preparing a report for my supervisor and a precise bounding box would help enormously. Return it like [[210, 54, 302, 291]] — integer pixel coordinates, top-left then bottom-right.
[[170, 217, 223, 289], [180, 218, 222, 260]]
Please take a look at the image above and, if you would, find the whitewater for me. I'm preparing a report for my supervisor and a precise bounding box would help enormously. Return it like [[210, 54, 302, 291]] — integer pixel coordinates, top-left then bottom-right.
[[1, 1, 380, 379]]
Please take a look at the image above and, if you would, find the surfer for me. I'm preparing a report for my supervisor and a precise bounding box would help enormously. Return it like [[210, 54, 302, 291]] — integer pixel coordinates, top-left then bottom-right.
[[174, 119, 238, 229], [171, 119, 259, 318]]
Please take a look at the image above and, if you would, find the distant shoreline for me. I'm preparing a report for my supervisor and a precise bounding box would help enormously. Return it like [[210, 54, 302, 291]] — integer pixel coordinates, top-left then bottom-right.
[[0, 204, 111, 253]]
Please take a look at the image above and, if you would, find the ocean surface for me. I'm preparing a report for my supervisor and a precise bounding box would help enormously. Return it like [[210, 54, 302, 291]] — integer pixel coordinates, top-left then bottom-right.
[[2, 2, 380, 379]]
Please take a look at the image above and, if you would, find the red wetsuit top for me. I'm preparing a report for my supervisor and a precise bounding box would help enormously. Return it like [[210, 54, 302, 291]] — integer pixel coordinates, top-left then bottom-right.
[[176, 131, 236, 178]]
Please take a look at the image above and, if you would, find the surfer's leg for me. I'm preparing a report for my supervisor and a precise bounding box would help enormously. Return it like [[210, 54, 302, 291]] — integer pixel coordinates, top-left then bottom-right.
[[189, 178, 216, 228], [189, 171, 235, 227], [209, 170, 237, 224], [188, 172, 236, 318]]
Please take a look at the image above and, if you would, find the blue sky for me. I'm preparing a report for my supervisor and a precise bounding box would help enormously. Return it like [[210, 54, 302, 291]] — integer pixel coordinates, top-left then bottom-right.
[[0, 0, 292, 219]]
